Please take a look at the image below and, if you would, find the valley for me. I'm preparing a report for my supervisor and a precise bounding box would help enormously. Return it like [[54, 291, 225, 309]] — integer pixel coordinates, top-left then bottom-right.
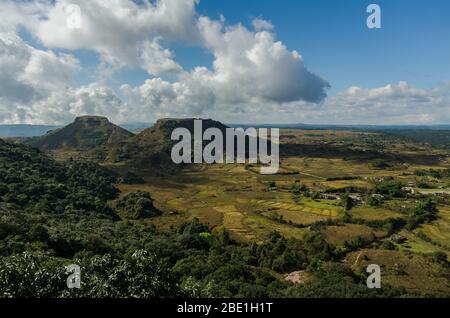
[[106, 120, 450, 294], [1, 116, 449, 297]]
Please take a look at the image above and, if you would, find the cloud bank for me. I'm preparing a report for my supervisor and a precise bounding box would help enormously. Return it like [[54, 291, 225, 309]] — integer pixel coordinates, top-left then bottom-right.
[[0, 0, 448, 125]]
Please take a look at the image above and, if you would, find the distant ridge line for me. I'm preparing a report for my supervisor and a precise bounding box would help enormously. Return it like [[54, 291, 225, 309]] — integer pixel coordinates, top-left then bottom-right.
[[1, 120, 450, 138]]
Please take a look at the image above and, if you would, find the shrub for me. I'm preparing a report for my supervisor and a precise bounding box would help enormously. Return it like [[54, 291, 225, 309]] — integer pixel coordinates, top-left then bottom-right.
[[114, 191, 161, 219]]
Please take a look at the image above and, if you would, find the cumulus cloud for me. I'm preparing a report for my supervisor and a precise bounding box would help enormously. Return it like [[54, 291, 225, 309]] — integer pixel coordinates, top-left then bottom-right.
[[196, 16, 330, 104], [139, 39, 182, 75], [262, 81, 450, 125], [0, 0, 50, 32], [0, 31, 79, 123], [323, 81, 450, 124], [0, 0, 447, 125], [118, 14, 330, 119], [121, 75, 216, 119], [33, 0, 198, 74], [27, 83, 126, 124], [25, 0, 329, 102], [20, 50, 80, 92], [252, 18, 274, 31]]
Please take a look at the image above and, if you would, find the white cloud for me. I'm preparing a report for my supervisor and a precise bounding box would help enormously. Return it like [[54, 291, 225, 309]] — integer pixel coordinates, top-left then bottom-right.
[[26, 0, 330, 106], [33, 0, 198, 75], [121, 75, 215, 120], [139, 39, 182, 75], [266, 81, 450, 125], [197, 17, 330, 103], [0, 32, 36, 104], [252, 18, 274, 31], [0, 0, 448, 125], [119, 15, 330, 120], [0, 0, 50, 32], [0, 31, 79, 123], [327, 81, 450, 124], [20, 49, 79, 92], [14, 83, 126, 125]]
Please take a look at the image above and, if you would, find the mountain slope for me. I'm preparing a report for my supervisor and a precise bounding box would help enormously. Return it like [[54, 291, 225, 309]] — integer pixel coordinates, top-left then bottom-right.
[[28, 116, 134, 150], [133, 118, 228, 150], [95, 118, 230, 170], [0, 138, 119, 220]]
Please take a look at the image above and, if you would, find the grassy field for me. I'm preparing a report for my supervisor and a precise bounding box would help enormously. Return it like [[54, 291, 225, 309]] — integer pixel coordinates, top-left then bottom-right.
[[351, 206, 404, 221], [111, 128, 450, 251], [94, 127, 450, 295], [347, 249, 450, 294], [396, 230, 447, 256], [418, 205, 450, 250], [116, 164, 312, 242], [380, 205, 450, 258], [321, 224, 386, 245]]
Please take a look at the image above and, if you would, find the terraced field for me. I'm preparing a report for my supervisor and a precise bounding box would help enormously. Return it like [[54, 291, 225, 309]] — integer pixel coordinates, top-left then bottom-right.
[[114, 156, 450, 252], [351, 206, 404, 221], [249, 199, 340, 218], [111, 130, 450, 262], [56, 126, 450, 296], [116, 165, 312, 241]]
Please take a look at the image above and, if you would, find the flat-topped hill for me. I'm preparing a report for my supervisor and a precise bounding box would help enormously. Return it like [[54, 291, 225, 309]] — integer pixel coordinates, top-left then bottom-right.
[[28, 116, 134, 150]]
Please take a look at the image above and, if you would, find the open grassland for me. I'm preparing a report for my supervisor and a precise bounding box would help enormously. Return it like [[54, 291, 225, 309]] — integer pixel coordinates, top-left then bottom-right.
[[383, 205, 450, 258], [321, 224, 387, 245], [280, 128, 449, 155], [396, 230, 448, 257], [116, 164, 311, 242], [347, 249, 450, 294], [114, 160, 354, 242], [104, 127, 450, 295], [281, 156, 449, 187], [110, 128, 450, 253], [351, 206, 404, 221], [419, 205, 450, 250]]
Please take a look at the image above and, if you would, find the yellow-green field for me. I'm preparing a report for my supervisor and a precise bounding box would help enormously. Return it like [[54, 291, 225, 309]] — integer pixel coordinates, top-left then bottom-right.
[[347, 249, 450, 294], [321, 224, 387, 245], [351, 206, 404, 221], [108, 128, 450, 260], [418, 205, 450, 250], [396, 230, 447, 256], [115, 164, 314, 242]]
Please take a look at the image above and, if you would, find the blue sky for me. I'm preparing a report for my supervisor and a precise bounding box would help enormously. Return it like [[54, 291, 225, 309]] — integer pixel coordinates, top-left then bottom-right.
[[75, 0, 450, 98], [26, 0, 449, 96], [182, 0, 450, 93], [1, 0, 449, 125]]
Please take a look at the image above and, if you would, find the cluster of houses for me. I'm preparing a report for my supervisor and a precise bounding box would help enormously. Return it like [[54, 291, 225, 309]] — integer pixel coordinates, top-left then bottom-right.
[[318, 192, 367, 204]]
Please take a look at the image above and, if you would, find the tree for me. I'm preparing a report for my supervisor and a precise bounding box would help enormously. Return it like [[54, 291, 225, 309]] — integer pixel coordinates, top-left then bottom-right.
[[114, 191, 161, 219], [368, 195, 383, 207], [406, 198, 438, 229], [341, 193, 354, 211]]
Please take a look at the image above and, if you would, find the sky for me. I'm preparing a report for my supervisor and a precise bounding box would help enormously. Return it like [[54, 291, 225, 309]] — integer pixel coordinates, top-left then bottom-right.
[[0, 0, 449, 125]]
